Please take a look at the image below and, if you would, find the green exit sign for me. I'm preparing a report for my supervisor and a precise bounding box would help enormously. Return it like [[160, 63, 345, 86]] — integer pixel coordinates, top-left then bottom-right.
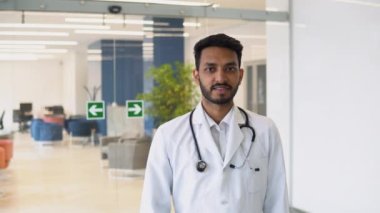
[[126, 100, 144, 118], [86, 101, 105, 120]]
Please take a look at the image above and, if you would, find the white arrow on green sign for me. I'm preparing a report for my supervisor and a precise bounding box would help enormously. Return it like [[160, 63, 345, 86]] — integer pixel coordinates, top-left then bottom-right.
[[86, 101, 105, 120], [126, 100, 144, 118]]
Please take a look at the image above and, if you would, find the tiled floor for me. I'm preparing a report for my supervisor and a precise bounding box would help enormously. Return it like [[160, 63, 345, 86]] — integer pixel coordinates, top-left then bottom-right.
[[0, 133, 144, 213]]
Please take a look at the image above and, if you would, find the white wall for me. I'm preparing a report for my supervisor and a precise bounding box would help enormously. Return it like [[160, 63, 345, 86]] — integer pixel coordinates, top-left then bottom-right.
[[62, 49, 88, 116], [0, 60, 63, 131], [87, 60, 102, 101], [0, 48, 89, 131], [288, 0, 380, 212]]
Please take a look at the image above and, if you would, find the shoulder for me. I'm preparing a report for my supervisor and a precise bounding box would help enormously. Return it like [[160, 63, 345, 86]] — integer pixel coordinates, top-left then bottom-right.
[[158, 112, 191, 132], [242, 109, 277, 131], [154, 112, 191, 141], [151, 112, 192, 158], [240, 109, 283, 156]]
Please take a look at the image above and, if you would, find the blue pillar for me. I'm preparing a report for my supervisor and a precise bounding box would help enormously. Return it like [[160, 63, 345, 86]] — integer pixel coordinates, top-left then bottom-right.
[[100, 39, 143, 135], [153, 17, 184, 66], [143, 17, 184, 135]]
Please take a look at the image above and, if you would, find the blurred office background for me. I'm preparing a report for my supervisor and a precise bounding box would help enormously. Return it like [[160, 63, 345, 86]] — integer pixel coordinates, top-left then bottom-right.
[[0, 0, 379, 212]]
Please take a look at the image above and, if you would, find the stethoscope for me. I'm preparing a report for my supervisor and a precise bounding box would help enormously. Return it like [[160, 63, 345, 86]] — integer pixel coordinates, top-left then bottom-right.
[[189, 107, 256, 172]]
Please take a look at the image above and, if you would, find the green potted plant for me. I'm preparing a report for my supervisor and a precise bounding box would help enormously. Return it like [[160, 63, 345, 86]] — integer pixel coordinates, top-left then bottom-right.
[[137, 62, 199, 128]]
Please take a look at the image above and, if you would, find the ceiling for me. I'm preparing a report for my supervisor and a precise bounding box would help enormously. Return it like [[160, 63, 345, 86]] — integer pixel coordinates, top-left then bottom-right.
[[0, 0, 267, 61]]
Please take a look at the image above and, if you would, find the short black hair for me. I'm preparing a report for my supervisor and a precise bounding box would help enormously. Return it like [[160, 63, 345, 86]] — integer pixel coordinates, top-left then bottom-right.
[[193, 33, 243, 70]]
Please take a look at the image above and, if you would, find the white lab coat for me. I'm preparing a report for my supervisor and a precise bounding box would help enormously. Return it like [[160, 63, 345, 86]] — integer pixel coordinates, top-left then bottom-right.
[[140, 104, 289, 213]]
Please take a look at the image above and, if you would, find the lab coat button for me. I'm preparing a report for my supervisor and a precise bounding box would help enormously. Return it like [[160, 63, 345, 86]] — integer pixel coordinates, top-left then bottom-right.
[[221, 200, 228, 205]]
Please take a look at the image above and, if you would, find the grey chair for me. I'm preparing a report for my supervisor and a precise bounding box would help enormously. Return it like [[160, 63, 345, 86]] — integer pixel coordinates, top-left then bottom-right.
[[100, 136, 121, 160], [107, 136, 151, 170]]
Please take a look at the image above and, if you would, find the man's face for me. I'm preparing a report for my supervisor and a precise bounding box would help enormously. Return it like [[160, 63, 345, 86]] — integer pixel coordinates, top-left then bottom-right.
[[193, 46, 244, 105]]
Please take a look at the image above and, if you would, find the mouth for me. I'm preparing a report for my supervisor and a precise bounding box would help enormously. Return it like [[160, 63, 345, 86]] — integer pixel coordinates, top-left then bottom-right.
[[211, 84, 232, 93]]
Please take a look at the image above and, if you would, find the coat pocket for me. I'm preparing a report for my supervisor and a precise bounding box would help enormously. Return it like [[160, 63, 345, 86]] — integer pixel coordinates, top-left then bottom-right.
[[246, 155, 268, 194]]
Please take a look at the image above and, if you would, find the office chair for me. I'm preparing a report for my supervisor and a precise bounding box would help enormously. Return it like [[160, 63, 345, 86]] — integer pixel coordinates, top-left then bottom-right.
[[0, 110, 4, 130], [19, 103, 33, 132], [13, 110, 22, 131]]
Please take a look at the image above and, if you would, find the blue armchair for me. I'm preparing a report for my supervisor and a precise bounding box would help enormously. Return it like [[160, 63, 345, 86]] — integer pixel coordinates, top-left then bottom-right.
[[31, 119, 63, 142], [65, 117, 99, 145]]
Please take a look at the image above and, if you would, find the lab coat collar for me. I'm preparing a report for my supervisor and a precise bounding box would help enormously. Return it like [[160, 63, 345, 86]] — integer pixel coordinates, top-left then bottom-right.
[[192, 103, 223, 163], [223, 106, 245, 168], [191, 103, 244, 125], [192, 103, 245, 168]]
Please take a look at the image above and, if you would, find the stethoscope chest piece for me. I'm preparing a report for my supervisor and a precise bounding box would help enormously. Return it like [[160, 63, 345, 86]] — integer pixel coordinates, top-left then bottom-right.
[[196, 160, 207, 172]]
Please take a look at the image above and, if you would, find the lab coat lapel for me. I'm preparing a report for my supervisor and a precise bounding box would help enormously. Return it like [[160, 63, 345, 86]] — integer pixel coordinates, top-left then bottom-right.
[[192, 104, 223, 163], [223, 106, 245, 168]]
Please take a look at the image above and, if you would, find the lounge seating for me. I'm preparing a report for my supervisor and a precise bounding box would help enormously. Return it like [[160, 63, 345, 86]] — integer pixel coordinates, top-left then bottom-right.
[[0, 139, 13, 169], [31, 119, 63, 142], [65, 117, 98, 146], [107, 136, 151, 170]]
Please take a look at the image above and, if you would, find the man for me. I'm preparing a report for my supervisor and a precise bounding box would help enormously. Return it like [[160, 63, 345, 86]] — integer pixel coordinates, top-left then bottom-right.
[[140, 34, 289, 213]]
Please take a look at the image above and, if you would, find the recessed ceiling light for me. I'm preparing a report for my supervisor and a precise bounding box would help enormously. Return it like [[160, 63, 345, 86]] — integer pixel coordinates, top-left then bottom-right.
[[0, 31, 69, 36], [0, 40, 78, 46], [0, 49, 68, 53], [0, 53, 56, 61], [183, 22, 202, 27], [335, 0, 380, 7], [88, 49, 102, 54], [96, 0, 214, 7], [0, 45, 46, 49], [75, 30, 144, 36], [0, 23, 110, 30]]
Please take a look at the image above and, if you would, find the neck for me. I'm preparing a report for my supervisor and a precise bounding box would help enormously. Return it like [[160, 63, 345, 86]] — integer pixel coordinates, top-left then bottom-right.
[[201, 99, 234, 124]]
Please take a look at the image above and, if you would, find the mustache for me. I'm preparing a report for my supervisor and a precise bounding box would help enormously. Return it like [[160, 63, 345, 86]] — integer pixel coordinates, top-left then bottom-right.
[[211, 83, 232, 90]]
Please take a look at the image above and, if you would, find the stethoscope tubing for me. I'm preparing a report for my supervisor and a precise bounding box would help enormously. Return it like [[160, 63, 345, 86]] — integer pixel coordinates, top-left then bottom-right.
[[189, 106, 256, 172]]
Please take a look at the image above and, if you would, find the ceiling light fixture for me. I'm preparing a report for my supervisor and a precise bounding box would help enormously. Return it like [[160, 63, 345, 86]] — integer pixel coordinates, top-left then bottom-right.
[[96, 0, 214, 7], [66, 17, 151, 25], [87, 55, 102, 62], [0, 45, 46, 49], [183, 22, 202, 27], [0, 23, 110, 30], [145, 32, 189, 38], [75, 30, 144, 36], [0, 31, 69, 37], [65, 17, 169, 26], [0, 40, 78, 46], [143, 27, 184, 32], [335, 0, 380, 7], [0, 53, 55, 61], [88, 49, 102, 54], [0, 49, 68, 53]]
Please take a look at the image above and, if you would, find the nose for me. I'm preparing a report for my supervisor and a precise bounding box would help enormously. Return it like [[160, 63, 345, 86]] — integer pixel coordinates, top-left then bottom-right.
[[214, 68, 226, 83]]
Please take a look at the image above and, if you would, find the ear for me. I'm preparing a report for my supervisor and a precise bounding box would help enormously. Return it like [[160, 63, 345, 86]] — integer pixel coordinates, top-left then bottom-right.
[[193, 69, 200, 85], [239, 68, 244, 82]]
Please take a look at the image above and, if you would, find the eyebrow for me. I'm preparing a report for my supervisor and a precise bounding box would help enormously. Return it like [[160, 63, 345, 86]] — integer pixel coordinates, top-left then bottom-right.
[[224, 62, 238, 67], [204, 62, 217, 67], [204, 61, 238, 67]]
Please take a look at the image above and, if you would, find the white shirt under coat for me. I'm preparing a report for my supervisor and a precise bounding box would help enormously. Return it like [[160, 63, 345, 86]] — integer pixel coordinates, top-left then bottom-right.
[[140, 103, 289, 213]]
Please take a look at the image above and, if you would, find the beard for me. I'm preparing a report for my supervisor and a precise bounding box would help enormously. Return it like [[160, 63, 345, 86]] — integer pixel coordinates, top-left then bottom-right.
[[199, 79, 240, 105]]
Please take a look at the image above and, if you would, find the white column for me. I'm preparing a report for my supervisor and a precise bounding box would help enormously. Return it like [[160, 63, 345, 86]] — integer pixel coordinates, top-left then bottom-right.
[[266, 0, 292, 204], [62, 48, 88, 115]]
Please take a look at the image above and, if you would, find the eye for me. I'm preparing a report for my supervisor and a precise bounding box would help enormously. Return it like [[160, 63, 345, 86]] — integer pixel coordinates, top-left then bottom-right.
[[204, 66, 216, 73], [225, 65, 238, 72]]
